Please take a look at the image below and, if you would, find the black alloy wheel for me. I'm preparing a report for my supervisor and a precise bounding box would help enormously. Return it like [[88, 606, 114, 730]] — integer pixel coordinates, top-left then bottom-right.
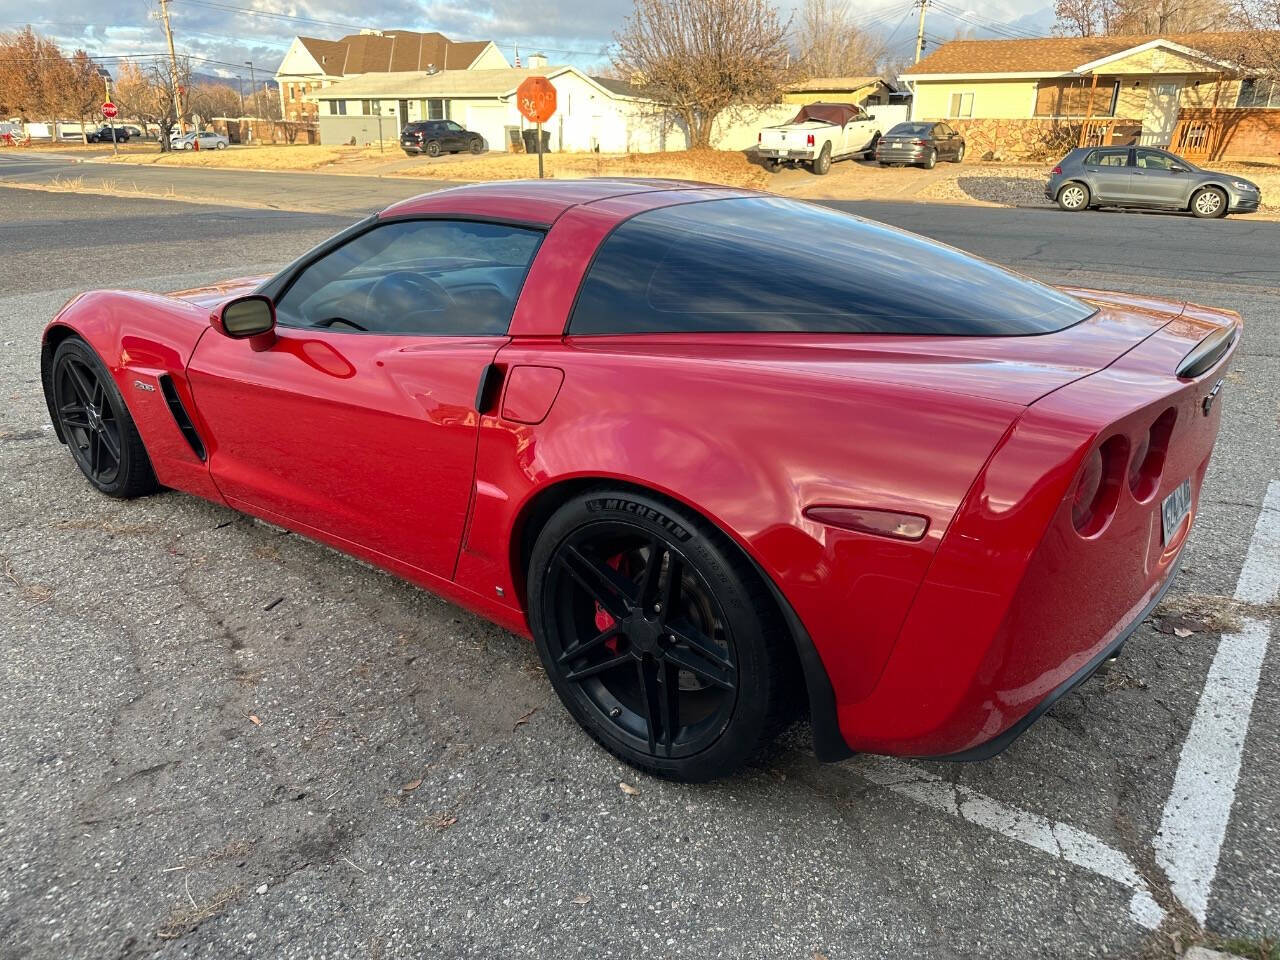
[[529, 490, 797, 781], [426, 140, 442, 157], [51, 338, 158, 498]]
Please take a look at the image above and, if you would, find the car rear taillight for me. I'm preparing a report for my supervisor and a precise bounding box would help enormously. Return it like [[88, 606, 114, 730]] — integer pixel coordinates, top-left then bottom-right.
[[1052, 165, 1063, 175], [911, 139, 926, 145], [806, 133, 815, 146], [1072, 436, 1126, 536], [803, 505, 929, 542], [1129, 408, 1177, 500]]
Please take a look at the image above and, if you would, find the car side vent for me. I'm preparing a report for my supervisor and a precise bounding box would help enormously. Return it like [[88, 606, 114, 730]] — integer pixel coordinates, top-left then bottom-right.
[[1176, 325, 1237, 379], [158, 375, 207, 461]]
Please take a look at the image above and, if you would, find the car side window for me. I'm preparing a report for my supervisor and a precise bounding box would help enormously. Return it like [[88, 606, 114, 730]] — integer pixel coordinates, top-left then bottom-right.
[[274, 219, 544, 336], [445, 121, 464, 132], [1088, 149, 1128, 167], [1135, 149, 1177, 171]]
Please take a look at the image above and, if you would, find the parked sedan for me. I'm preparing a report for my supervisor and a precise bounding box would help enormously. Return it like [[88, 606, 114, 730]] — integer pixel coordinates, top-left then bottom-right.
[[875, 121, 965, 169], [1047, 146, 1261, 218], [401, 120, 484, 157], [40, 180, 1239, 781], [170, 131, 229, 150], [84, 125, 129, 143]]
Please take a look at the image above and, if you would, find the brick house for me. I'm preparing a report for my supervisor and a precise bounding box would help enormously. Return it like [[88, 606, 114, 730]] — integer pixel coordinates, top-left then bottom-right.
[[900, 33, 1280, 162], [274, 29, 509, 122]]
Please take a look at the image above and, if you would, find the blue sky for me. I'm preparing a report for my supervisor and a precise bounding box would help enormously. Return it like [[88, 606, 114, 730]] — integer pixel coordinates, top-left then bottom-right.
[[0, 0, 1055, 82]]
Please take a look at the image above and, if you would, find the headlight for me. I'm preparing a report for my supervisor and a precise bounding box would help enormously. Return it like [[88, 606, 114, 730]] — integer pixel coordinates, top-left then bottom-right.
[[1231, 180, 1257, 191]]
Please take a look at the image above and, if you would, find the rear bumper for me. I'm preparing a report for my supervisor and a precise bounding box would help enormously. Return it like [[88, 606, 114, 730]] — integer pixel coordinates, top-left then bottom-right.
[[928, 553, 1181, 760], [828, 304, 1240, 759], [759, 147, 816, 161], [401, 142, 424, 154], [876, 147, 930, 163]]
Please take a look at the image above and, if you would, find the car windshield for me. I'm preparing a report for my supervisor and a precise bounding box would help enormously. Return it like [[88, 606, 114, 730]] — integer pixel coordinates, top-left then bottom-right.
[[888, 123, 934, 136], [570, 197, 1097, 337]]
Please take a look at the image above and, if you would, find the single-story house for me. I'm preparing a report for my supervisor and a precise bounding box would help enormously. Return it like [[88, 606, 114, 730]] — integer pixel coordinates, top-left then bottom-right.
[[308, 63, 682, 153], [783, 75, 897, 106], [275, 28, 509, 122], [900, 33, 1280, 161]]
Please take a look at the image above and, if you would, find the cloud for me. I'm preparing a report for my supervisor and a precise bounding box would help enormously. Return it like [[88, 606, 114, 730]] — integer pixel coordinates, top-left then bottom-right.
[[7, 0, 1052, 80]]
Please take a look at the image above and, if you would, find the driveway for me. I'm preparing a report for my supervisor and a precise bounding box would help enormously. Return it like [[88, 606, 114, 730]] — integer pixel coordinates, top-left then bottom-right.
[[1, 186, 1277, 960]]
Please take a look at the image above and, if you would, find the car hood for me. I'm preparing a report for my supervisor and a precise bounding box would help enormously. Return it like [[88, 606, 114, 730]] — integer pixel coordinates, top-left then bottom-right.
[[167, 275, 269, 309]]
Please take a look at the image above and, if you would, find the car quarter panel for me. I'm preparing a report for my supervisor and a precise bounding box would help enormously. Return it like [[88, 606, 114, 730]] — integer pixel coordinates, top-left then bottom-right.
[[456, 336, 1024, 703], [42, 290, 224, 502]]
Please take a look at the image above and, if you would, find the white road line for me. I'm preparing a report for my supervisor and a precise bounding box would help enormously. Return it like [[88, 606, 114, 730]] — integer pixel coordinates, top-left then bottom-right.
[[854, 756, 1167, 929], [1154, 480, 1280, 924]]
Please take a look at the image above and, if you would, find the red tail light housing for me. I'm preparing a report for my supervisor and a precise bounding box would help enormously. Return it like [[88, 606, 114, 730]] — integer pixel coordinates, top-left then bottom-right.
[[911, 139, 926, 145], [806, 133, 815, 146], [1129, 408, 1177, 501], [1072, 435, 1126, 536], [1052, 165, 1063, 175]]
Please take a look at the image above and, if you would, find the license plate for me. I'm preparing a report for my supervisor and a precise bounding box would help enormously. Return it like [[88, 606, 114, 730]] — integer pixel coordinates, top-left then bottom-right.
[[1161, 477, 1192, 543]]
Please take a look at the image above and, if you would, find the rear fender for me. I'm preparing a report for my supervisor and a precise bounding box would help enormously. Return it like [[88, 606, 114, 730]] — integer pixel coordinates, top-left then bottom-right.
[[42, 290, 223, 502]]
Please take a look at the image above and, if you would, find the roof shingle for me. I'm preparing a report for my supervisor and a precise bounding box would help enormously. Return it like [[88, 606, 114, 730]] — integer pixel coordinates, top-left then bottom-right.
[[293, 30, 492, 78], [902, 32, 1255, 76]]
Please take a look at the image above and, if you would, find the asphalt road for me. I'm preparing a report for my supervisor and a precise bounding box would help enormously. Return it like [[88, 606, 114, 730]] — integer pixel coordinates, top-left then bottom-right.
[[1, 178, 1277, 960]]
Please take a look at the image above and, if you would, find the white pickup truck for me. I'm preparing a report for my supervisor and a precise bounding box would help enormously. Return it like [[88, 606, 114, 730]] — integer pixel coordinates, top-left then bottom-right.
[[757, 102, 882, 175]]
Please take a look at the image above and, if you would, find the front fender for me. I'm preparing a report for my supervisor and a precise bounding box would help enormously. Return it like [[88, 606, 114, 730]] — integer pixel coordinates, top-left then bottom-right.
[[41, 290, 222, 501]]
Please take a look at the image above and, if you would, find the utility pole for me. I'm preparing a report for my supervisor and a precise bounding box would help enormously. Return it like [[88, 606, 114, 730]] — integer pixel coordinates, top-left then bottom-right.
[[157, 0, 186, 136], [914, 0, 929, 63], [246, 61, 257, 143]]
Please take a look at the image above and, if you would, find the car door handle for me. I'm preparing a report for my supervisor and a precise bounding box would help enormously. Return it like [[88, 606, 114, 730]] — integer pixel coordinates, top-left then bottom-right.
[[475, 362, 504, 413]]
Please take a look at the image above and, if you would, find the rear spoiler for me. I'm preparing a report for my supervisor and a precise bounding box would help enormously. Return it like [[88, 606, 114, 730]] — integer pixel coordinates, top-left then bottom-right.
[[1177, 322, 1239, 379]]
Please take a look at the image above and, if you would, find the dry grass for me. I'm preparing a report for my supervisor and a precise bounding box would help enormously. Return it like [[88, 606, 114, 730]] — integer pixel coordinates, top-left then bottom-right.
[[104, 144, 391, 171], [393, 148, 769, 189]]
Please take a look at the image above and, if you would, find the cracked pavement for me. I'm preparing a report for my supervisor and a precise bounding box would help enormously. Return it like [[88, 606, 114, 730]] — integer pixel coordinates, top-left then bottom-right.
[[1, 182, 1277, 959]]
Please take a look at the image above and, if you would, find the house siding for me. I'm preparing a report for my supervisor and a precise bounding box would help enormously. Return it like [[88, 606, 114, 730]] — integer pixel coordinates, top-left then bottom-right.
[[911, 79, 1038, 120]]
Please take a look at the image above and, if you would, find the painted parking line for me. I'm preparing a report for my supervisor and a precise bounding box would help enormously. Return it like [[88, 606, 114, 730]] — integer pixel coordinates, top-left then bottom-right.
[[850, 479, 1280, 931], [854, 756, 1167, 929], [1155, 480, 1280, 923]]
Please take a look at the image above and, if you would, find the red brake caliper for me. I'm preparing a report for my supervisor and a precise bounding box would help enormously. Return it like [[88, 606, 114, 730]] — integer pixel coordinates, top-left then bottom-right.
[[594, 554, 625, 653]]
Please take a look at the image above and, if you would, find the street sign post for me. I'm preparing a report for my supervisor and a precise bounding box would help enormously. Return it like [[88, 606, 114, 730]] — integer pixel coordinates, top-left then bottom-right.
[[515, 77, 556, 179], [101, 100, 118, 156]]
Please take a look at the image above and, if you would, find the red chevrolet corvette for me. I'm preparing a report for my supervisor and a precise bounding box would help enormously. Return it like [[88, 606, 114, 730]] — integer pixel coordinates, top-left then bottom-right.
[[41, 179, 1239, 781]]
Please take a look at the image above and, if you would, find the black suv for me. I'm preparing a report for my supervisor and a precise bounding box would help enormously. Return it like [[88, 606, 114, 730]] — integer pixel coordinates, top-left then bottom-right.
[[400, 120, 484, 158]]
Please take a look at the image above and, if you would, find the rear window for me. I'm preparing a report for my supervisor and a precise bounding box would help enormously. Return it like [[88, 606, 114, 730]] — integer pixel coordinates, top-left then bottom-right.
[[888, 122, 934, 136], [568, 197, 1096, 337]]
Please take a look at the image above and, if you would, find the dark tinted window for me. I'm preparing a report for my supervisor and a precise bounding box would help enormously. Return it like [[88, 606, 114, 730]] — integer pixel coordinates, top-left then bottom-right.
[[276, 219, 542, 335], [569, 198, 1095, 337], [888, 122, 934, 136], [1084, 148, 1128, 167]]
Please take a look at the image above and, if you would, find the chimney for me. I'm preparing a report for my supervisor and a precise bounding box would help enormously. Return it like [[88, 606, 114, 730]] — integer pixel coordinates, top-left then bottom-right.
[[528, 52, 548, 69]]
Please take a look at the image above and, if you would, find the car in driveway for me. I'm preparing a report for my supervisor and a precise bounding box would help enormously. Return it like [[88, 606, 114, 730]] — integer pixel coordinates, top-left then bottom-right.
[[758, 103, 881, 175], [1047, 146, 1261, 217], [401, 120, 485, 157], [875, 121, 965, 168], [169, 131, 230, 150], [40, 179, 1240, 782]]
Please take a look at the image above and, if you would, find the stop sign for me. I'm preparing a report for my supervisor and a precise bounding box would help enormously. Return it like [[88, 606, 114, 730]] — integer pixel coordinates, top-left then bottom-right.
[[101, 101, 118, 119], [516, 77, 556, 124]]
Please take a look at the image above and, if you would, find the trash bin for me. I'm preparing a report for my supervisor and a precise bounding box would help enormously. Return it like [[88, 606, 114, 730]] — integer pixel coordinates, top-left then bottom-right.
[[520, 128, 551, 154]]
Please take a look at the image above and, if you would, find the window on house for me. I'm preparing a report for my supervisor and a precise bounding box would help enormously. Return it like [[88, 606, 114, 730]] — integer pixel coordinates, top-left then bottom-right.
[[948, 92, 974, 118], [1035, 79, 1119, 117], [328, 100, 346, 116], [427, 98, 445, 119], [1236, 78, 1280, 109]]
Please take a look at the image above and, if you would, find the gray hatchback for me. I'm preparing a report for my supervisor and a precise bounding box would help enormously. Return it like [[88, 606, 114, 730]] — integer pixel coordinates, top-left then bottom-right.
[[1046, 146, 1261, 218]]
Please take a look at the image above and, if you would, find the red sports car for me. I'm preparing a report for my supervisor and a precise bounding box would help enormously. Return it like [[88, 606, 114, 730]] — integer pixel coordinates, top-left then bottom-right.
[[41, 180, 1240, 781]]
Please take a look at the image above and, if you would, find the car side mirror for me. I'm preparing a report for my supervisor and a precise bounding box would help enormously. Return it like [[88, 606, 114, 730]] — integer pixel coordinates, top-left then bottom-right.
[[213, 294, 276, 340]]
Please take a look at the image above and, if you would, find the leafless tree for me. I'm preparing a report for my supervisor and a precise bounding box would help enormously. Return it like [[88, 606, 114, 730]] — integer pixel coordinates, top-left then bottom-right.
[[1055, 0, 1229, 33], [793, 0, 885, 78], [614, 0, 793, 148], [188, 82, 242, 122], [1226, 0, 1280, 70], [113, 59, 188, 150]]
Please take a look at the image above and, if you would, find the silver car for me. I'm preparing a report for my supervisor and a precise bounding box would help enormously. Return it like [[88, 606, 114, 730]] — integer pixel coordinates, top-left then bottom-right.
[[169, 131, 229, 151], [1045, 146, 1260, 218]]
